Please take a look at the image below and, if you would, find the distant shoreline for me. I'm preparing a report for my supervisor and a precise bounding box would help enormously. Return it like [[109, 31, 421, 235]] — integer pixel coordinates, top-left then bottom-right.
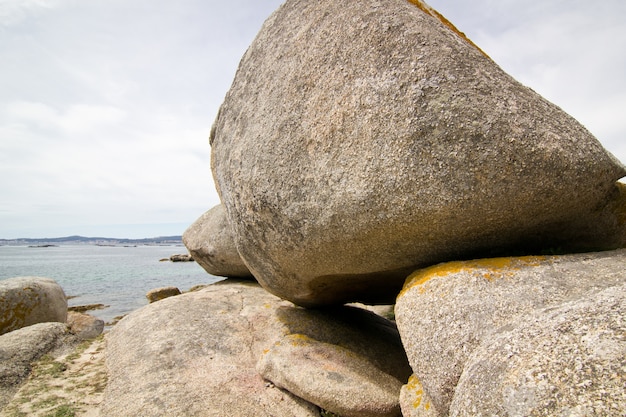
[[0, 235, 183, 246]]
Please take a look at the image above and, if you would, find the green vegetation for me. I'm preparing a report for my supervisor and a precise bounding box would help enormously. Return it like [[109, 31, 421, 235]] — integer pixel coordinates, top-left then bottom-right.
[[46, 404, 76, 417]]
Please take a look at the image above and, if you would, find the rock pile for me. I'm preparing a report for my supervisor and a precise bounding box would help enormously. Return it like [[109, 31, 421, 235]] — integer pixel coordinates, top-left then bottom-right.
[[106, 0, 625, 415]]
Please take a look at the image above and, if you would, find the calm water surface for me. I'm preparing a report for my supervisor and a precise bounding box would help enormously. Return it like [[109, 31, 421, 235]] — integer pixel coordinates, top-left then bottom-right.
[[0, 245, 222, 324]]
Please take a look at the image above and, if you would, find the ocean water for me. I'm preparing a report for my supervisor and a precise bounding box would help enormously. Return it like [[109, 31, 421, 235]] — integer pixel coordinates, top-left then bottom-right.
[[0, 244, 222, 324]]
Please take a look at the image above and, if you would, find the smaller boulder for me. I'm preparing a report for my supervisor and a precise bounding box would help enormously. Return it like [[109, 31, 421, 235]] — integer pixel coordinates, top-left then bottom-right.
[[146, 286, 181, 303], [0, 277, 67, 335], [183, 205, 253, 278], [67, 311, 104, 340], [257, 305, 411, 417], [169, 254, 194, 262]]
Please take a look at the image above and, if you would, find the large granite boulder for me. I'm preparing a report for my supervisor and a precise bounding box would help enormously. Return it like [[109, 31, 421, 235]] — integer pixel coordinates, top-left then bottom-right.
[[0, 277, 67, 335], [102, 280, 409, 417], [183, 205, 252, 278], [395, 249, 626, 415], [210, 0, 626, 307]]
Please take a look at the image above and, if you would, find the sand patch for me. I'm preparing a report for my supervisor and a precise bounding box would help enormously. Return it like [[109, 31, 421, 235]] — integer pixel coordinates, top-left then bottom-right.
[[1, 335, 107, 417]]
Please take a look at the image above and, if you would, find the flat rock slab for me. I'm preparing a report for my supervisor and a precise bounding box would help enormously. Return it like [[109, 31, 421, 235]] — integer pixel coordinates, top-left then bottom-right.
[[210, 0, 626, 307], [395, 249, 626, 414]]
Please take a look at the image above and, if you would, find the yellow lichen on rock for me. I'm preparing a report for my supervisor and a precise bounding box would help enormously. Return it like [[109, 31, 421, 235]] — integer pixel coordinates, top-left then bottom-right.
[[400, 256, 548, 298], [405, 0, 490, 59], [400, 374, 441, 416]]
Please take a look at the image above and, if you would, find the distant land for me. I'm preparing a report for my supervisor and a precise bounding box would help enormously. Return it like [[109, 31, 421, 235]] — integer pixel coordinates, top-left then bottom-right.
[[0, 235, 183, 246]]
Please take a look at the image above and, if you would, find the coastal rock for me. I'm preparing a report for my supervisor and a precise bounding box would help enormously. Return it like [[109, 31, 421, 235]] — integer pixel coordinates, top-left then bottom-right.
[[450, 282, 626, 416], [0, 322, 70, 408], [183, 205, 252, 278], [399, 374, 440, 417], [394, 249, 626, 414], [0, 277, 67, 335], [66, 311, 104, 340], [169, 254, 194, 262], [102, 280, 319, 417], [103, 280, 410, 417], [210, 0, 626, 307], [257, 305, 411, 417], [146, 286, 181, 303]]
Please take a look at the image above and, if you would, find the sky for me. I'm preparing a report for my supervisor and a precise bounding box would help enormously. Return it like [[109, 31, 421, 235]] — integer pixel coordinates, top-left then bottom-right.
[[0, 0, 624, 239]]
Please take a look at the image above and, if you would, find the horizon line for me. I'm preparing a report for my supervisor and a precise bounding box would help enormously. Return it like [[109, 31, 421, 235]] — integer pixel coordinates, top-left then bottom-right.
[[0, 234, 183, 241]]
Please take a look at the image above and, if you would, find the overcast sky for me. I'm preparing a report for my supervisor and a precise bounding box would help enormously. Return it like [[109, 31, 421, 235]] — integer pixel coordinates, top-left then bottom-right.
[[1, 0, 624, 239]]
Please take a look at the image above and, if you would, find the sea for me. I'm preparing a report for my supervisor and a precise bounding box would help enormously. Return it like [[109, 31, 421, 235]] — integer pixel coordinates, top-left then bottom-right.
[[0, 244, 223, 326]]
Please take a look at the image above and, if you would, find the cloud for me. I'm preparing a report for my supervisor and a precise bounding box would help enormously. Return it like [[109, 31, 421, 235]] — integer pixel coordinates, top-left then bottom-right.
[[1, 0, 624, 238], [0, 0, 67, 27], [4, 101, 126, 133]]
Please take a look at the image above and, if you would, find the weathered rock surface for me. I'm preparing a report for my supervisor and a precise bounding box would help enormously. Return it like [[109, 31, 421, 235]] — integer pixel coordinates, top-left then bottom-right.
[[66, 311, 104, 340], [399, 374, 440, 417], [183, 205, 252, 278], [210, 0, 625, 307], [451, 282, 626, 417], [103, 280, 410, 417], [0, 322, 71, 408], [395, 249, 626, 415], [145, 286, 181, 303], [0, 277, 67, 335], [103, 280, 316, 417], [257, 305, 411, 417]]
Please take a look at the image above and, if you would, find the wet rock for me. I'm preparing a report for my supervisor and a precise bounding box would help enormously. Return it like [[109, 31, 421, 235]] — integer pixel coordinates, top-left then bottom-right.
[[169, 254, 194, 262]]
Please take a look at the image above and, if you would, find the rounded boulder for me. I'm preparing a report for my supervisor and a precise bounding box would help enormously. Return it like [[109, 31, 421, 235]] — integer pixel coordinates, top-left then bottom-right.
[[0, 277, 67, 335], [210, 0, 626, 306]]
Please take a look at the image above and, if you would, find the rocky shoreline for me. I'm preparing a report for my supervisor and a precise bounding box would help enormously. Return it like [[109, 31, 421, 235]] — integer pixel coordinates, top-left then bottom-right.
[[2, 0, 626, 415], [1, 247, 625, 416]]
